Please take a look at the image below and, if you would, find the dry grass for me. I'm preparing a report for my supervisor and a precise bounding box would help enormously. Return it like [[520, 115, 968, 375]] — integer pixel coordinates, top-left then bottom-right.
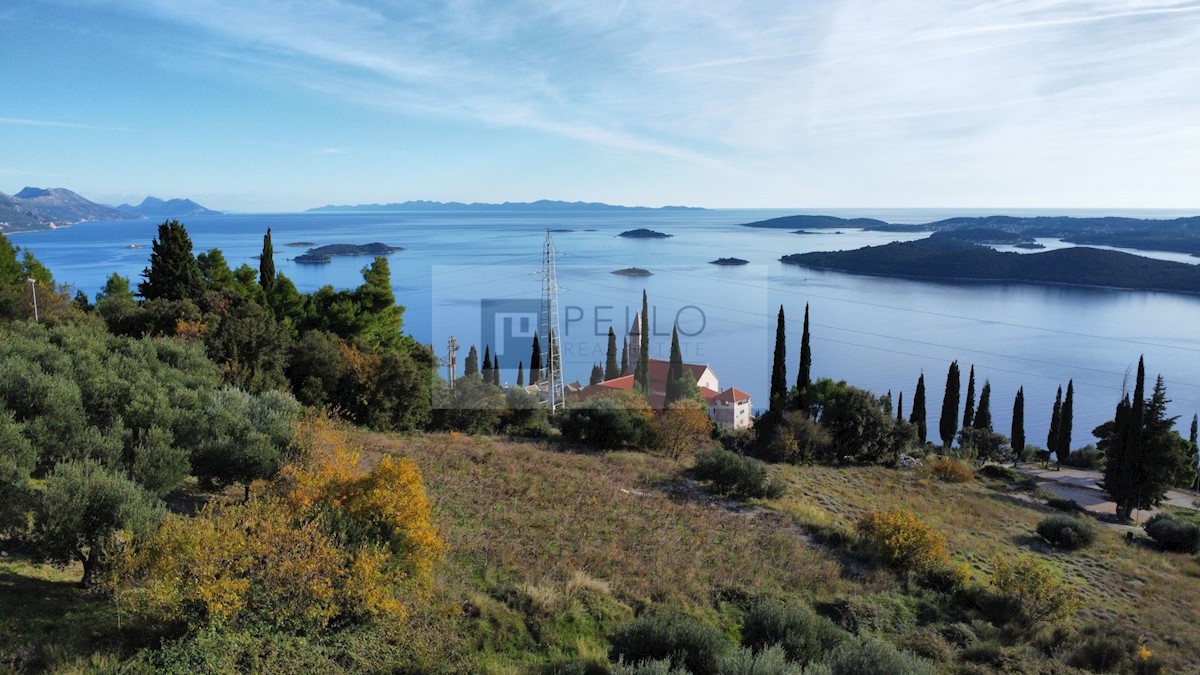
[[359, 432, 844, 609], [771, 462, 1200, 671]]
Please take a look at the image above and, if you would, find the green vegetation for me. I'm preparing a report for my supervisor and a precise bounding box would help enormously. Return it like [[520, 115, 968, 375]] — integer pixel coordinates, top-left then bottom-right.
[[1035, 515, 1097, 550], [781, 237, 1200, 293]]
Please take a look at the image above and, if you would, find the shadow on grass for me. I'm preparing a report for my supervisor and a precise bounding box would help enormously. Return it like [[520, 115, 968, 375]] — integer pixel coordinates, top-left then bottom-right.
[[0, 561, 163, 672]]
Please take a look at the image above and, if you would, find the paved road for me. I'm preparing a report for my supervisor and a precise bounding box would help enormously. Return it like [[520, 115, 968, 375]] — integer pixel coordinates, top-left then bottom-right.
[[1014, 464, 1199, 524]]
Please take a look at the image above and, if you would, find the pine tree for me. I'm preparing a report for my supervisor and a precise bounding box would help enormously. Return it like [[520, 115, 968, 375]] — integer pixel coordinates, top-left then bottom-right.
[[911, 374, 927, 445], [517, 361, 525, 387], [139, 220, 202, 301], [1011, 387, 1025, 462], [1047, 386, 1062, 466], [770, 305, 787, 413], [974, 380, 992, 431], [665, 325, 684, 408], [465, 346, 479, 377], [529, 335, 541, 385], [620, 337, 630, 376], [795, 303, 812, 411], [492, 354, 500, 386], [896, 391, 904, 424], [1057, 380, 1074, 464], [481, 346, 493, 383], [605, 327, 619, 381], [590, 364, 604, 386], [259, 227, 276, 297], [962, 366, 976, 430], [939, 361, 961, 447]]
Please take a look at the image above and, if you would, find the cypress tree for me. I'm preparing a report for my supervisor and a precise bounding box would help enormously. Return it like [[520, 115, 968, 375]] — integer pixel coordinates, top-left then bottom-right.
[[620, 337, 630, 376], [1104, 357, 1149, 520], [974, 380, 992, 431], [493, 354, 500, 386], [770, 305, 787, 413], [939, 361, 960, 447], [605, 327, 619, 381], [883, 390, 893, 417], [481, 346, 493, 383], [517, 361, 524, 387], [529, 335, 541, 385], [259, 227, 276, 297], [465, 346, 479, 377], [139, 219, 202, 301], [962, 365, 976, 430], [1011, 387, 1025, 462], [1057, 380, 1074, 464], [911, 374, 927, 445], [795, 303, 812, 411], [635, 291, 650, 392], [1047, 386, 1063, 465], [590, 364, 604, 386], [665, 325, 684, 407], [1190, 414, 1198, 447], [896, 391, 904, 424]]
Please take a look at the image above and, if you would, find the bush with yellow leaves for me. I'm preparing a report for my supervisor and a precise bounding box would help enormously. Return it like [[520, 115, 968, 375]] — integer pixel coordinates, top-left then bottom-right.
[[856, 509, 950, 574], [991, 554, 1080, 626], [116, 416, 442, 633]]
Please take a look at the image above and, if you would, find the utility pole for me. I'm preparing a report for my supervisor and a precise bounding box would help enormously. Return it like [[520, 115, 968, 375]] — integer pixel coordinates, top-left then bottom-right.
[[27, 278, 38, 322], [538, 231, 564, 411], [446, 336, 460, 389]]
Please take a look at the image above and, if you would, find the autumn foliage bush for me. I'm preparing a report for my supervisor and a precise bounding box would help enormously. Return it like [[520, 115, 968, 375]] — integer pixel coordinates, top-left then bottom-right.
[[855, 509, 950, 574], [116, 415, 442, 633], [925, 456, 974, 483], [990, 554, 1080, 626]]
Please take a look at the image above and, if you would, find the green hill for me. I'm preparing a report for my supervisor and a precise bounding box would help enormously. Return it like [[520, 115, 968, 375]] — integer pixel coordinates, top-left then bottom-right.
[[782, 237, 1200, 293]]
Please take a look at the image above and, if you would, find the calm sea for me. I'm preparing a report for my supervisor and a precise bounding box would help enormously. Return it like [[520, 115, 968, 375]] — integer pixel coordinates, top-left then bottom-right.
[[12, 207, 1200, 450]]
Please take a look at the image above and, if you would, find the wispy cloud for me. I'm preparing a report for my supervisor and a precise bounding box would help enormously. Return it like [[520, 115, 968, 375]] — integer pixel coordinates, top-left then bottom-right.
[[0, 116, 130, 131]]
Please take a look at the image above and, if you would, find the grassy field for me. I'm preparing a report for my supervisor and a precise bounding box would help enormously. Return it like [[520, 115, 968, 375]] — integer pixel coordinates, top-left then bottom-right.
[[4, 433, 1200, 672]]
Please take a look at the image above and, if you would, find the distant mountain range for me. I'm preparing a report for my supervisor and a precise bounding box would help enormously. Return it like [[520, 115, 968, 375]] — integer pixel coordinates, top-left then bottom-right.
[[0, 188, 219, 231], [306, 199, 702, 213], [782, 237, 1200, 294], [743, 213, 1200, 256], [116, 197, 220, 218]]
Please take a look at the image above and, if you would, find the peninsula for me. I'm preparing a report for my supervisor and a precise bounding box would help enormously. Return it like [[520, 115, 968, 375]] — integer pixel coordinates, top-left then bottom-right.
[[743, 213, 1200, 257], [781, 237, 1200, 294]]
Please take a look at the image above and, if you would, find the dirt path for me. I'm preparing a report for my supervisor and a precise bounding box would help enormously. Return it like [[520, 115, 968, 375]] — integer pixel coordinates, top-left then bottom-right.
[[1015, 463, 1199, 525]]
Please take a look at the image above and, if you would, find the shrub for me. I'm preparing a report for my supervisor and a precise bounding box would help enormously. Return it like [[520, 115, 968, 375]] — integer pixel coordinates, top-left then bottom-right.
[[1144, 513, 1200, 553], [978, 464, 1017, 482], [762, 411, 832, 464], [1066, 624, 1167, 675], [855, 509, 949, 574], [558, 397, 652, 450], [610, 610, 732, 675], [898, 626, 954, 663], [1046, 497, 1080, 512], [653, 401, 715, 460], [1062, 444, 1105, 470], [742, 597, 848, 664], [915, 561, 972, 593], [1035, 515, 1097, 550], [611, 659, 689, 675], [717, 645, 802, 675], [826, 637, 935, 675], [814, 596, 912, 635], [694, 449, 786, 501], [990, 554, 1080, 626], [925, 456, 973, 483]]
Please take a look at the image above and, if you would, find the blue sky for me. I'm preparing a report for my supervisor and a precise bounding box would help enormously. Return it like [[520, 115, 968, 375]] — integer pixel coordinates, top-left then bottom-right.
[[2, 0, 1199, 212]]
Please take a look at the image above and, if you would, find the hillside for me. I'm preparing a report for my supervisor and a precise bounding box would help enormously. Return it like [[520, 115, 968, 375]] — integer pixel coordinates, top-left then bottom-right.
[[115, 196, 220, 217], [782, 237, 1200, 293], [0, 187, 134, 230], [742, 213, 1200, 256], [306, 199, 702, 212]]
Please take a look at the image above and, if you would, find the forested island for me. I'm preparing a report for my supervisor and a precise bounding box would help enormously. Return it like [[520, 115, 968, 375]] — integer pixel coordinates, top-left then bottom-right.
[[781, 237, 1200, 293], [611, 267, 652, 276], [709, 257, 749, 265], [618, 228, 672, 239], [293, 242, 404, 264], [745, 213, 1200, 256]]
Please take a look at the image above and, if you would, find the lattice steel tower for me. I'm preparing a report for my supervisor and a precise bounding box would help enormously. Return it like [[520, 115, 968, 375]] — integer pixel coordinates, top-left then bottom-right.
[[538, 230, 565, 410]]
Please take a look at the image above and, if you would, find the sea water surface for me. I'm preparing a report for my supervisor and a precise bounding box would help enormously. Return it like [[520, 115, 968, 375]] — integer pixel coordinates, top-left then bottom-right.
[[12, 207, 1200, 451]]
